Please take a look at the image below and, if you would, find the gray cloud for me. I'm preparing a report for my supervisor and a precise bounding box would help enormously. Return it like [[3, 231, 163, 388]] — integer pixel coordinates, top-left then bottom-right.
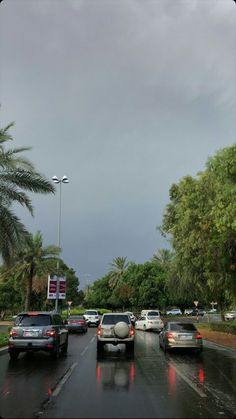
[[1, 0, 236, 288]]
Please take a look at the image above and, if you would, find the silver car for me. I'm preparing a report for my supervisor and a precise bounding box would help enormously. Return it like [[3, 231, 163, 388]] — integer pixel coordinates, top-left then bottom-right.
[[159, 322, 203, 353], [8, 311, 68, 360]]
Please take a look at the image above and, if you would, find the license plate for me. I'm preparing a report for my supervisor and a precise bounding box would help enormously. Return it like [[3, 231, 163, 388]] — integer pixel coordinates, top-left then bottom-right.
[[23, 331, 39, 337], [179, 335, 192, 340]]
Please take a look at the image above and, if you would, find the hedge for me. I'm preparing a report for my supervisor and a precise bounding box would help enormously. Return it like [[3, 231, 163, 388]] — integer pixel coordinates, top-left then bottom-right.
[[210, 321, 236, 335]]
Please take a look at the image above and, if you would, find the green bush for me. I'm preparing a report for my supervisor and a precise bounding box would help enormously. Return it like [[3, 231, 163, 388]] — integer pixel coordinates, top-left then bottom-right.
[[210, 321, 236, 335], [0, 332, 8, 348]]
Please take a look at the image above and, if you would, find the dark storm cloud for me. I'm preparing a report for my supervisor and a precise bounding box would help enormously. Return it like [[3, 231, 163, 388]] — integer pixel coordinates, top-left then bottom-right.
[[0, 0, 235, 287]]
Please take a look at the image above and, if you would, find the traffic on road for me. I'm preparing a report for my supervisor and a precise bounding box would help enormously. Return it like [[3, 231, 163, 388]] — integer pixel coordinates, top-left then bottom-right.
[[0, 314, 235, 419]]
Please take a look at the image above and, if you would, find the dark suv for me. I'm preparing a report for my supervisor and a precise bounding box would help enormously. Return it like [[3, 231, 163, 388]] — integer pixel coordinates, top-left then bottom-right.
[[8, 311, 68, 360]]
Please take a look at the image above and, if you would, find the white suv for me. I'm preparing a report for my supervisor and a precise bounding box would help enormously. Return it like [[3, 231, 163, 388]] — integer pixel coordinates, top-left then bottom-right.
[[83, 310, 100, 327], [97, 313, 135, 356]]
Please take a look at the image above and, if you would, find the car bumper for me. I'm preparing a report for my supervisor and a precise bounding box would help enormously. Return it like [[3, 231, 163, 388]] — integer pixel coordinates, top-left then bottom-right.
[[67, 325, 86, 332], [8, 338, 55, 351], [165, 340, 203, 349], [97, 337, 134, 345]]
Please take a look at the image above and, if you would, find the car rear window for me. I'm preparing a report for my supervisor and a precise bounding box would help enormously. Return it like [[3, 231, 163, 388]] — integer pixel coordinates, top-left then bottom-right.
[[102, 315, 130, 325], [147, 311, 160, 318], [15, 314, 52, 326], [85, 311, 98, 315], [170, 323, 197, 332], [69, 316, 84, 320]]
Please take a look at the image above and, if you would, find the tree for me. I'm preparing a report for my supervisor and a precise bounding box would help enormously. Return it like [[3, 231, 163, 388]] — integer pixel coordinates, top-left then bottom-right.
[[0, 120, 55, 263], [4, 231, 60, 310], [108, 256, 130, 289], [161, 144, 236, 315]]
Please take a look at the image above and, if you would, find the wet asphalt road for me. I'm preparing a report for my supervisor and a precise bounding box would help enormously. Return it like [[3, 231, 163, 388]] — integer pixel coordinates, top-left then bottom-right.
[[0, 328, 235, 419]]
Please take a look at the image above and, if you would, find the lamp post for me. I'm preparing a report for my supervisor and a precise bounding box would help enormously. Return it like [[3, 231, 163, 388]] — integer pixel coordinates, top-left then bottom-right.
[[52, 175, 69, 312]]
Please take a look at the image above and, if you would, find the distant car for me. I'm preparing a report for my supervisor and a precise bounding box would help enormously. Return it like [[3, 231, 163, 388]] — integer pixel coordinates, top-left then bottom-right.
[[184, 308, 194, 316], [159, 322, 203, 353], [124, 312, 136, 324], [67, 315, 88, 333], [97, 313, 135, 356], [224, 311, 236, 321], [135, 310, 164, 332], [8, 311, 68, 360], [207, 308, 217, 314], [166, 308, 182, 316], [83, 310, 100, 327]]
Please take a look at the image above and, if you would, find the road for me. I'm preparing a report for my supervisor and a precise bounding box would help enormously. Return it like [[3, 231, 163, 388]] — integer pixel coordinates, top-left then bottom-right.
[[0, 328, 235, 418]]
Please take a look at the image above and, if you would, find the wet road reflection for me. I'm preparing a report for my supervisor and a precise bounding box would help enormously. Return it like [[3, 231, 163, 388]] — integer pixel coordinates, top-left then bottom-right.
[[0, 329, 235, 418]]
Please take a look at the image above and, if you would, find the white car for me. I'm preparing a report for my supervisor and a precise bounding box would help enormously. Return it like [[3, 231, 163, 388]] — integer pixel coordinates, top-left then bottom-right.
[[166, 308, 182, 316], [83, 310, 100, 327], [124, 312, 136, 324], [224, 310, 236, 321], [135, 310, 164, 332]]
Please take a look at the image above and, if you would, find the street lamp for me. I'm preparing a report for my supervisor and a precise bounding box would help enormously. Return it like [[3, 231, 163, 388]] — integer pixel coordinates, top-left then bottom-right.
[[52, 175, 69, 312]]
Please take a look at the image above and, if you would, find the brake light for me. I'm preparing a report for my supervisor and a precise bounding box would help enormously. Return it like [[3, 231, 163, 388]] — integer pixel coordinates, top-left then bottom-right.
[[97, 325, 102, 336], [44, 329, 56, 337], [166, 332, 174, 340], [9, 329, 18, 337], [196, 333, 202, 339], [129, 326, 135, 337]]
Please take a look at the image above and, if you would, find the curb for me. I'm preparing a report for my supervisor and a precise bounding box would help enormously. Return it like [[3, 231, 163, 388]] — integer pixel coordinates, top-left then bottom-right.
[[203, 339, 236, 353], [0, 346, 8, 356]]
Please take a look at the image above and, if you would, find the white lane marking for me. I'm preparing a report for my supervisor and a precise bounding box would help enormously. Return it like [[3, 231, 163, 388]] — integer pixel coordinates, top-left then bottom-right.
[[52, 362, 78, 397], [90, 336, 96, 343], [81, 345, 89, 356], [168, 361, 207, 398]]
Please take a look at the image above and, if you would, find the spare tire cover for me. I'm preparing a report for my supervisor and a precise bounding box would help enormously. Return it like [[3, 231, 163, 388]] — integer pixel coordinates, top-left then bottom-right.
[[114, 322, 129, 339]]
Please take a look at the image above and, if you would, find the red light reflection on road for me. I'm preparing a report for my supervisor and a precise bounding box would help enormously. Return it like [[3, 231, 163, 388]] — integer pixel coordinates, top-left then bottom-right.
[[96, 364, 101, 384], [47, 388, 53, 397], [198, 368, 205, 384], [129, 362, 136, 384], [168, 364, 176, 395]]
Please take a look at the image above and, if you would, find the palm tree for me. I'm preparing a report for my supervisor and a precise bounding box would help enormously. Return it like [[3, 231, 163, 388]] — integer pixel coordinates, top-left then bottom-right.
[[151, 248, 173, 266], [5, 231, 60, 311], [0, 121, 55, 263], [108, 256, 129, 289]]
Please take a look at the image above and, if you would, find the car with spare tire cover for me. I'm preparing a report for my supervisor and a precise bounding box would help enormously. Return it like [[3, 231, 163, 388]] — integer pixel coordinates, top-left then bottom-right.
[[96, 313, 135, 355], [8, 311, 68, 360]]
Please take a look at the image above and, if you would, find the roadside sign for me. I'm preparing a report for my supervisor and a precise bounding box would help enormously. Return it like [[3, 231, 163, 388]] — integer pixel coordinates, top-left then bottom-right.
[[67, 301, 72, 306], [47, 275, 66, 300], [193, 300, 199, 307]]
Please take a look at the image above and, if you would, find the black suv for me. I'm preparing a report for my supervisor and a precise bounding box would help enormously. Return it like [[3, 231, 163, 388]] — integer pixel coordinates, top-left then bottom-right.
[[8, 311, 68, 360]]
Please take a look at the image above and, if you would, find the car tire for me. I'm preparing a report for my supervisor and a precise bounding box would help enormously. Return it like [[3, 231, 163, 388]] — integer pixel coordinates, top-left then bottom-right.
[[126, 342, 134, 354], [51, 342, 60, 359], [61, 338, 68, 355], [9, 350, 19, 361], [97, 341, 104, 357], [114, 322, 130, 339]]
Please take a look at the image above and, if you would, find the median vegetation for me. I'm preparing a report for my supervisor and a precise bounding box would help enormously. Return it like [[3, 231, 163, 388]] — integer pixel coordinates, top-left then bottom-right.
[[198, 321, 236, 335]]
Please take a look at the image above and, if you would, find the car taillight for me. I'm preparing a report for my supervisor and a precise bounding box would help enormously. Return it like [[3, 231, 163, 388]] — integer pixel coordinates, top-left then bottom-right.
[[166, 332, 174, 340], [97, 325, 102, 336], [9, 329, 18, 337], [78, 321, 85, 325], [129, 326, 135, 337], [44, 329, 56, 337], [196, 333, 202, 339]]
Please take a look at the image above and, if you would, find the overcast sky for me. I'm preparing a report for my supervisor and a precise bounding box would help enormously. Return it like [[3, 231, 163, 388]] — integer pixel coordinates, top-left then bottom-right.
[[0, 0, 236, 289]]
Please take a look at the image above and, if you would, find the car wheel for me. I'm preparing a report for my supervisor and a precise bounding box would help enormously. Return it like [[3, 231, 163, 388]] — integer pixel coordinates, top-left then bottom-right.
[[126, 341, 134, 353], [51, 342, 60, 359], [61, 338, 68, 355], [9, 350, 19, 361], [97, 341, 104, 357]]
